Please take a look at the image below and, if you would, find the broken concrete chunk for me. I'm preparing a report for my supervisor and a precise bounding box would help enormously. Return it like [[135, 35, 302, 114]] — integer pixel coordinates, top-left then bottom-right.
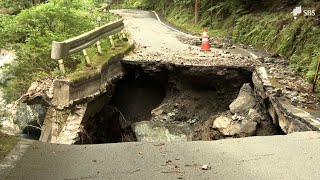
[[201, 164, 211, 170], [151, 103, 167, 117], [229, 83, 256, 115]]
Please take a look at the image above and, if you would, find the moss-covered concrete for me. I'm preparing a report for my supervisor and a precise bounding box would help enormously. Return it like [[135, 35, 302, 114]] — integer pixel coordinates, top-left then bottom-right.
[[67, 41, 132, 84]]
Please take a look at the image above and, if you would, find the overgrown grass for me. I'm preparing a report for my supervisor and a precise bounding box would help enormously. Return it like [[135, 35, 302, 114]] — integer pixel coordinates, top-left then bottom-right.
[[67, 38, 132, 84], [232, 12, 320, 82], [164, 5, 226, 37], [0, 133, 19, 161], [164, 5, 320, 79]]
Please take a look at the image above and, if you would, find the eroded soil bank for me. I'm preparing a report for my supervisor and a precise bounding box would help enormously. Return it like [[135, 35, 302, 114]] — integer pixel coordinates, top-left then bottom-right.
[[76, 62, 284, 144]]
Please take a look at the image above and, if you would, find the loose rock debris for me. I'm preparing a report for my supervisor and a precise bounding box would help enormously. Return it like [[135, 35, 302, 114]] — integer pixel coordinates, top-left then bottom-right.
[[201, 164, 211, 170]]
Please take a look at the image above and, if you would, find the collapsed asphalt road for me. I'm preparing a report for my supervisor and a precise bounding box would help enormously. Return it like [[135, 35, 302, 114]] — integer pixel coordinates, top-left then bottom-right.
[[1, 9, 320, 179]]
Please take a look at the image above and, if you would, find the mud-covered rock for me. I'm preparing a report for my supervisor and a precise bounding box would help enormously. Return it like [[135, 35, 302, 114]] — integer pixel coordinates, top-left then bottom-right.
[[132, 121, 192, 142], [1, 103, 46, 135], [212, 115, 257, 137], [212, 116, 232, 131], [229, 83, 256, 115]]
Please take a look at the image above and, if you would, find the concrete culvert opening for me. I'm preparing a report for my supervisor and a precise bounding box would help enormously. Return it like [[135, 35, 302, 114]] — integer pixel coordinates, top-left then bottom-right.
[[76, 64, 285, 144]]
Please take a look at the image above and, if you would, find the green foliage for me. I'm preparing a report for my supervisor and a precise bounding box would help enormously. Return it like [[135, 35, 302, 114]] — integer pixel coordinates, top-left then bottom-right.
[[0, 0, 116, 102], [68, 40, 132, 84], [0, 0, 33, 14], [207, 0, 249, 18], [122, 0, 156, 9], [232, 12, 320, 81]]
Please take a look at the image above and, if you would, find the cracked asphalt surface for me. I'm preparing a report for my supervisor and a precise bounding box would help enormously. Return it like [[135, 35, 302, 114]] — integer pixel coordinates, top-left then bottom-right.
[[3, 132, 320, 179]]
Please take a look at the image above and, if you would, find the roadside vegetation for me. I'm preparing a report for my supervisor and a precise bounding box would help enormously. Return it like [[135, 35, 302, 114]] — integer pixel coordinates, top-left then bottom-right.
[[0, 132, 19, 161], [0, 0, 121, 103], [118, 0, 320, 86], [0, 0, 33, 14]]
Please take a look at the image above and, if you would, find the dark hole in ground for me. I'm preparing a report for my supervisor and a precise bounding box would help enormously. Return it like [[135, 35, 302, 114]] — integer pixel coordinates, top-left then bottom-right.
[[77, 68, 167, 144], [77, 64, 285, 144], [22, 123, 41, 140], [21, 105, 47, 140], [109, 71, 167, 124]]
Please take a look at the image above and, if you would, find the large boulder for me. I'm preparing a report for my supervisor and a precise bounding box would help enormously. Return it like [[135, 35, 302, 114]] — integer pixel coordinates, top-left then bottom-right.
[[0, 102, 46, 135], [229, 83, 256, 115], [212, 115, 257, 137], [132, 121, 192, 142]]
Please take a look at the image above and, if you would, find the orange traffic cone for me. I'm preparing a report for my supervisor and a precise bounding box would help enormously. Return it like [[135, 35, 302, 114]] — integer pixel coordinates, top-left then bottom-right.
[[200, 27, 211, 51]]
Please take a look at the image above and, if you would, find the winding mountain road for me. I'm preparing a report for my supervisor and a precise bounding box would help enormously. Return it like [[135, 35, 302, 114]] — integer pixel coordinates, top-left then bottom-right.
[[114, 9, 257, 61]]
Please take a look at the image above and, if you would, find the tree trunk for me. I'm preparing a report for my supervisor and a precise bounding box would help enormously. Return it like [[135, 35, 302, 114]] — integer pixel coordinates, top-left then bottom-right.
[[195, 0, 199, 24]]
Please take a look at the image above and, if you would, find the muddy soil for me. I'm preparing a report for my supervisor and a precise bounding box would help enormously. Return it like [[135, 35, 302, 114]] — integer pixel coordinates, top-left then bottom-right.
[[76, 63, 284, 144], [76, 105, 136, 144], [148, 73, 241, 140], [152, 77, 283, 141]]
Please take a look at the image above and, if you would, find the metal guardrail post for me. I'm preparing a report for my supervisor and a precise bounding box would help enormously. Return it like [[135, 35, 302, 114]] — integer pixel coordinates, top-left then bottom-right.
[[82, 49, 91, 65], [51, 18, 124, 71], [58, 59, 66, 75]]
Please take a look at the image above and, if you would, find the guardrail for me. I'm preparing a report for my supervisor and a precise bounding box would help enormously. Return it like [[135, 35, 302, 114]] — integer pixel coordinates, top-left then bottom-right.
[[51, 18, 125, 75]]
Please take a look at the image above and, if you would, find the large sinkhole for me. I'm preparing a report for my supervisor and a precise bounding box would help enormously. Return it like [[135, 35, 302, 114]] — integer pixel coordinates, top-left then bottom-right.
[[76, 64, 284, 144]]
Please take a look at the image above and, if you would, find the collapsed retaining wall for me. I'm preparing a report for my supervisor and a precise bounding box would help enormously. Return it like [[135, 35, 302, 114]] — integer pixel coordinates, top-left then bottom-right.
[[253, 67, 320, 133], [22, 42, 134, 144]]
